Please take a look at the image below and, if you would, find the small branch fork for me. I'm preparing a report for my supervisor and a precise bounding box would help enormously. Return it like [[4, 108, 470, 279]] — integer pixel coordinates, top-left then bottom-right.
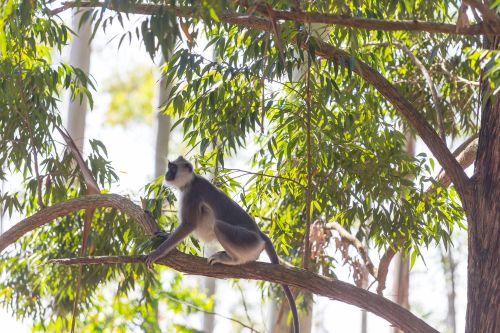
[[0, 193, 438, 333]]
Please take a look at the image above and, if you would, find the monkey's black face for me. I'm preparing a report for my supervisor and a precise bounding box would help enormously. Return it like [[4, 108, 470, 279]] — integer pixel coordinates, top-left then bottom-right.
[[164, 157, 194, 189], [165, 162, 177, 181]]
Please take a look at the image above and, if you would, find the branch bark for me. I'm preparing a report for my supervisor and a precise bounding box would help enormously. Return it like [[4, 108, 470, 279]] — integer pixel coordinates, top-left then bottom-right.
[[463, 0, 500, 29], [1, 193, 440, 332], [51, 1, 497, 36], [436, 136, 479, 188], [0, 194, 161, 253], [50, 253, 438, 333]]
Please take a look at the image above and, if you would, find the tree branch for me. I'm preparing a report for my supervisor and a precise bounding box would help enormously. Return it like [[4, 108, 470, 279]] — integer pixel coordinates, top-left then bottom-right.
[[436, 135, 479, 188], [376, 135, 479, 294], [2, 193, 440, 332], [463, 0, 500, 29], [312, 41, 472, 201], [50, 254, 438, 333], [0, 194, 161, 253], [51, 1, 497, 36]]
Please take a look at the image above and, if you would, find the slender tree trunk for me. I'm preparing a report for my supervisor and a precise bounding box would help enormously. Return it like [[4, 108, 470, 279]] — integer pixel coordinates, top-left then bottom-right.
[[392, 135, 414, 333], [392, 252, 410, 333], [270, 300, 312, 333], [153, 61, 171, 178], [153, 60, 172, 330], [465, 36, 500, 331], [66, 9, 92, 152], [0, 181, 4, 234], [202, 244, 217, 332], [440, 245, 457, 333]]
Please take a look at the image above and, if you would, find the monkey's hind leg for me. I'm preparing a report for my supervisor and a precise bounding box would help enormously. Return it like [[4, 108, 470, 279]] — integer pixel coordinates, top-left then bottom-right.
[[209, 220, 265, 265]]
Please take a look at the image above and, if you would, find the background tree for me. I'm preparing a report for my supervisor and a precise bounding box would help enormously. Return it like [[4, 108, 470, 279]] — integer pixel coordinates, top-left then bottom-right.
[[1, 1, 499, 332]]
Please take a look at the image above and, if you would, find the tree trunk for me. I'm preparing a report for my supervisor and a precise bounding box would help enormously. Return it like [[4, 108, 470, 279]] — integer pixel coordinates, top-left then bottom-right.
[[202, 244, 217, 333], [392, 134, 414, 333], [440, 245, 457, 333], [465, 60, 500, 332], [153, 60, 172, 178], [66, 9, 92, 152], [270, 299, 313, 333]]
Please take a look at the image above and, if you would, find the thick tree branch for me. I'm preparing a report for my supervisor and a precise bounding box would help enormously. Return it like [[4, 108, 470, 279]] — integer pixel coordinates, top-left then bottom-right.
[[312, 41, 472, 201], [2, 193, 440, 332], [436, 135, 479, 188], [51, 254, 438, 333], [51, 1, 497, 36], [463, 0, 500, 29], [0, 194, 161, 253]]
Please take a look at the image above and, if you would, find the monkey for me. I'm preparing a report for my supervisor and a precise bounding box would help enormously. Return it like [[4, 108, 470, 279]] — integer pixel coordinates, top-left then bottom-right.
[[146, 156, 299, 333]]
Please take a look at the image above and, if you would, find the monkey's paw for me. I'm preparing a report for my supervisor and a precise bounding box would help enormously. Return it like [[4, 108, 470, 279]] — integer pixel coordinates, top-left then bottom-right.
[[145, 251, 162, 269]]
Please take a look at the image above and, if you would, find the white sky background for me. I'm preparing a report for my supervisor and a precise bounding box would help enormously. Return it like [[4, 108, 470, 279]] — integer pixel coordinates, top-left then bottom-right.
[[1, 4, 470, 332]]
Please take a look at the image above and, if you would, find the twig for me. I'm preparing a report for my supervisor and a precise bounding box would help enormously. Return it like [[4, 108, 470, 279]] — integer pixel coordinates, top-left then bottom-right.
[[222, 168, 304, 188], [163, 292, 261, 333], [236, 282, 256, 331], [326, 222, 377, 280], [393, 40, 446, 141], [302, 47, 313, 270]]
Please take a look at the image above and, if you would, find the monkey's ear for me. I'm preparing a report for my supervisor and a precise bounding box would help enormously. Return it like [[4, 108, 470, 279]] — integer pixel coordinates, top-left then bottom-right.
[[185, 163, 193, 172]]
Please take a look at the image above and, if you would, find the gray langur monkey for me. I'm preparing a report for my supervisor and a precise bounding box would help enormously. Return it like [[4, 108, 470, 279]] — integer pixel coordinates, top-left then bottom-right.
[[146, 156, 299, 333]]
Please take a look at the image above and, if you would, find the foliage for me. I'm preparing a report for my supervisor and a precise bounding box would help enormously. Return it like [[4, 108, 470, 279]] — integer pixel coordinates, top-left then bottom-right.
[[0, 0, 490, 331]]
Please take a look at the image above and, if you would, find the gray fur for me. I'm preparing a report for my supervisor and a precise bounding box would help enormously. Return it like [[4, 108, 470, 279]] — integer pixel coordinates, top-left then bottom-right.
[[145, 156, 299, 333]]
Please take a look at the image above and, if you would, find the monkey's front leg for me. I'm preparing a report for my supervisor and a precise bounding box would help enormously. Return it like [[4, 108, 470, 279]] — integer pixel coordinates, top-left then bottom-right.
[[146, 223, 195, 268]]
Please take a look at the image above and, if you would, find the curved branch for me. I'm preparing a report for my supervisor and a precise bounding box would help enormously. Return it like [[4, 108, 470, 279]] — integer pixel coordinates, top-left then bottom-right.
[[312, 41, 471, 201], [376, 135, 479, 294], [51, 254, 438, 333], [51, 1, 496, 36], [0, 194, 161, 252], [3, 193, 440, 332], [376, 246, 398, 295]]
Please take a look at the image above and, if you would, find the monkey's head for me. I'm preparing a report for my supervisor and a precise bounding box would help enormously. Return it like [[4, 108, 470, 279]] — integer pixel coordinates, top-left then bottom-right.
[[165, 156, 194, 189]]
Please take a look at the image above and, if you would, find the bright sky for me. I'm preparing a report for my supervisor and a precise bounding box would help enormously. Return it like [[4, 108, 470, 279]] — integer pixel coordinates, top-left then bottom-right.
[[1, 4, 470, 332]]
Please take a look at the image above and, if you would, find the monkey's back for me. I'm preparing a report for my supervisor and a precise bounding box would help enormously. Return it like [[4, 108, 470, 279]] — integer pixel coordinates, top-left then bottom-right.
[[191, 175, 259, 231]]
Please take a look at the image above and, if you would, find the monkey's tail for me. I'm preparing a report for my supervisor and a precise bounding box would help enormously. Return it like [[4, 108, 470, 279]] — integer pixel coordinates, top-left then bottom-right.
[[262, 234, 300, 333]]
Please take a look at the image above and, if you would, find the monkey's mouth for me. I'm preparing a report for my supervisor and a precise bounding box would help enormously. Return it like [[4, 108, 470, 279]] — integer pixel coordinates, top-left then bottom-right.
[[165, 171, 175, 181]]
